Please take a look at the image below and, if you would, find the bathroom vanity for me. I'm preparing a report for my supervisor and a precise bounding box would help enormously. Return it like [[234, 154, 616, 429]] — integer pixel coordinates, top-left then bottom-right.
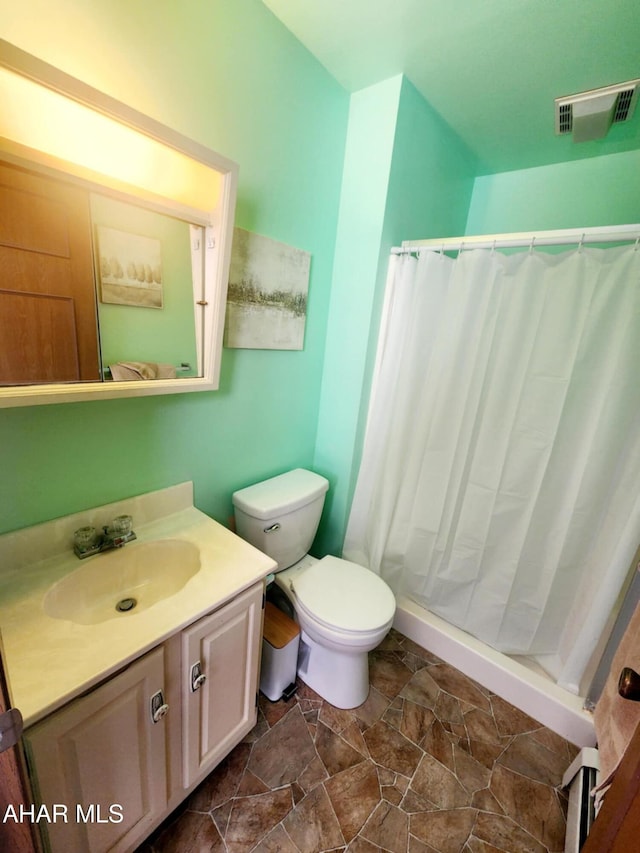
[[0, 483, 276, 852]]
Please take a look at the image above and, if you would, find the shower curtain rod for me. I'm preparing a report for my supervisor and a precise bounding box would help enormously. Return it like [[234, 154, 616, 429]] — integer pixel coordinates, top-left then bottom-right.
[[392, 223, 640, 255]]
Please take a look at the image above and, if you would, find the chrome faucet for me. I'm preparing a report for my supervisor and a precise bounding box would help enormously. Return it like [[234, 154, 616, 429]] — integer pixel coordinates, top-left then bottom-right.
[[73, 515, 136, 559]]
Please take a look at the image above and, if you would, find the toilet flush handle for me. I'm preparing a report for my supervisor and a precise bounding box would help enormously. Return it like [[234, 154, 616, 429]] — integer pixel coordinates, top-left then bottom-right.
[[264, 523, 281, 533]]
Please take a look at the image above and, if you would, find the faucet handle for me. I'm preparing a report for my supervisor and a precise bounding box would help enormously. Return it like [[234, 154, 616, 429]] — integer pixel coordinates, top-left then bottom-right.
[[112, 515, 133, 537], [73, 526, 100, 558], [74, 526, 99, 551]]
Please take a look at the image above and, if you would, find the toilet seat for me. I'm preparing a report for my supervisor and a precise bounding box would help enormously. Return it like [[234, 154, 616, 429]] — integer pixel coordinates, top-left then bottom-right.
[[291, 555, 395, 633]]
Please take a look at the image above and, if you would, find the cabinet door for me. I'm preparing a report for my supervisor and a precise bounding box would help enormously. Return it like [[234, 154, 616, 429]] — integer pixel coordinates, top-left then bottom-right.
[[24, 646, 168, 853], [182, 583, 263, 787]]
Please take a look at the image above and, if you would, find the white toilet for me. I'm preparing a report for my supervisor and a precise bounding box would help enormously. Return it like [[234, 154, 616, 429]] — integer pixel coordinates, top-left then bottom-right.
[[232, 468, 396, 709]]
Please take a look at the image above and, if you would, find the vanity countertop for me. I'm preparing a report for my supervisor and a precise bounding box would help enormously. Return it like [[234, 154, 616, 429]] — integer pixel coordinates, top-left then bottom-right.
[[0, 498, 276, 727]]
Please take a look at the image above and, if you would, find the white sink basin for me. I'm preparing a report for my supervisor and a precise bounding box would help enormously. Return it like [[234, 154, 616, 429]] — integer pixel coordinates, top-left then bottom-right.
[[44, 539, 201, 625]]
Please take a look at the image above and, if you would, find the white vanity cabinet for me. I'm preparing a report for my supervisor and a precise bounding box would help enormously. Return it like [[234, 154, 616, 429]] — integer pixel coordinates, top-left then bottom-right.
[[24, 646, 168, 853], [23, 581, 265, 853], [182, 582, 263, 787]]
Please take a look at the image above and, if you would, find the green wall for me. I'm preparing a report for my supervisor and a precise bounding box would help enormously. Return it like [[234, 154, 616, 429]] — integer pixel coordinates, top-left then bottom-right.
[[312, 76, 404, 555], [314, 77, 478, 556], [313, 79, 640, 558], [467, 148, 640, 233], [3, 0, 636, 556], [0, 0, 348, 534]]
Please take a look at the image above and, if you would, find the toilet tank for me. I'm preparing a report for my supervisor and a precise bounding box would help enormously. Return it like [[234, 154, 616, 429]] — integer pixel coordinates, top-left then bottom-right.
[[232, 469, 329, 570]]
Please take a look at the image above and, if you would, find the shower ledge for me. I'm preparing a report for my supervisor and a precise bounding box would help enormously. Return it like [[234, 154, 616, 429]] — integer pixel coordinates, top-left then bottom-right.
[[393, 594, 596, 748]]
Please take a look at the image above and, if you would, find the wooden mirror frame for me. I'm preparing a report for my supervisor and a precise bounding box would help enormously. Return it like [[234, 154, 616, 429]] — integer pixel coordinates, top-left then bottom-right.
[[0, 39, 238, 408]]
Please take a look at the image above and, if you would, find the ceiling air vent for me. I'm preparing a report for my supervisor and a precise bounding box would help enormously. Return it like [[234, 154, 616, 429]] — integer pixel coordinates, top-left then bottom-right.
[[614, 86, 635, 123], [555, 79, 640, 142], [557, 102, 573, 134]]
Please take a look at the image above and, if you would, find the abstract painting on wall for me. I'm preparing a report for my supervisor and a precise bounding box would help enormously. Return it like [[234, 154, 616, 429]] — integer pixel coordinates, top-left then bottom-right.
[[225, 227, 310, 350]]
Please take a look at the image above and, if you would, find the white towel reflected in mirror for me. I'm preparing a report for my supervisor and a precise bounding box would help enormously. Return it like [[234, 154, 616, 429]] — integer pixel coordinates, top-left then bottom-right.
[[109, 362, 177, 381]]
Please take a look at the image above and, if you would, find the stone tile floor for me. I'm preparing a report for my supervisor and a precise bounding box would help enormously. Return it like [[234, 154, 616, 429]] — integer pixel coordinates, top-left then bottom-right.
[[141, 629, 579, 853]]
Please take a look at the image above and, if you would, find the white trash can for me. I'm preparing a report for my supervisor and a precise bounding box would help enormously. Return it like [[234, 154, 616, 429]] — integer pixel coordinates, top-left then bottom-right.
[[260, 601, 300, 701]]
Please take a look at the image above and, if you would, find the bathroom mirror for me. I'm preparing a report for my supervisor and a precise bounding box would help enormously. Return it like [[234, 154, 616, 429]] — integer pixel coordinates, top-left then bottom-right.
[[0, 39, 238, 408]]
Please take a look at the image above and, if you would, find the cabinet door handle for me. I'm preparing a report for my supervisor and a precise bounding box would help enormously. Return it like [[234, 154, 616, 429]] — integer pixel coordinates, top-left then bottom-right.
[[190, 661, 207, 692], [150, 690, 169, 723]]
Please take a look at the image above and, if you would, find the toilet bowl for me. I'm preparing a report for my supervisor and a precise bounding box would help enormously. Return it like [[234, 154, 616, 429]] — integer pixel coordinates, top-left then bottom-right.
[[275, 554, 394, 707], [232, 469, 396, 709]]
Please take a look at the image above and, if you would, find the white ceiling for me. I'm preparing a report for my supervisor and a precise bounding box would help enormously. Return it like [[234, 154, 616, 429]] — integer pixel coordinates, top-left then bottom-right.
[[261, 0, 640, 174]]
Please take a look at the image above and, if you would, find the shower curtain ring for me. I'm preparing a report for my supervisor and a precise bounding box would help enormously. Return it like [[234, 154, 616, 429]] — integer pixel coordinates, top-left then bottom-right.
[[491, 239, 496, 255], [529, 236, 535, 254], [579, 233, 585, 252], [634, 235, 640, 251], [440, 243, 444, 260]]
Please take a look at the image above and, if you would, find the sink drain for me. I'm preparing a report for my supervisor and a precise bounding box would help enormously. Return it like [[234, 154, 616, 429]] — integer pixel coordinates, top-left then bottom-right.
[[116, 597, 137, 613]]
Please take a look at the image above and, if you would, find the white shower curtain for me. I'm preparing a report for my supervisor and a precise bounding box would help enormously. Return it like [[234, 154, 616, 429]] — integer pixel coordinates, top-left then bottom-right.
[[344, 244, 640, 693]]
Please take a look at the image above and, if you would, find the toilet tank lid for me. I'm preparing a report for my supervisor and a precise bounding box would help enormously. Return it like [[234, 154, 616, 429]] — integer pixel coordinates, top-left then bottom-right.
[[232, 468, 329, 520]]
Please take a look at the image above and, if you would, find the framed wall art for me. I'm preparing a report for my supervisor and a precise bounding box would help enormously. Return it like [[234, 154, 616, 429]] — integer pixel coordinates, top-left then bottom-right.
[[225, 227, 310, 350], [97, 226, 163, 308]]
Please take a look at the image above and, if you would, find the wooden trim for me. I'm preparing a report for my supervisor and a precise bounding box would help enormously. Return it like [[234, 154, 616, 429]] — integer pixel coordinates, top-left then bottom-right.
[[582, 719, 640, 852], [0, 652, 38, 853]]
